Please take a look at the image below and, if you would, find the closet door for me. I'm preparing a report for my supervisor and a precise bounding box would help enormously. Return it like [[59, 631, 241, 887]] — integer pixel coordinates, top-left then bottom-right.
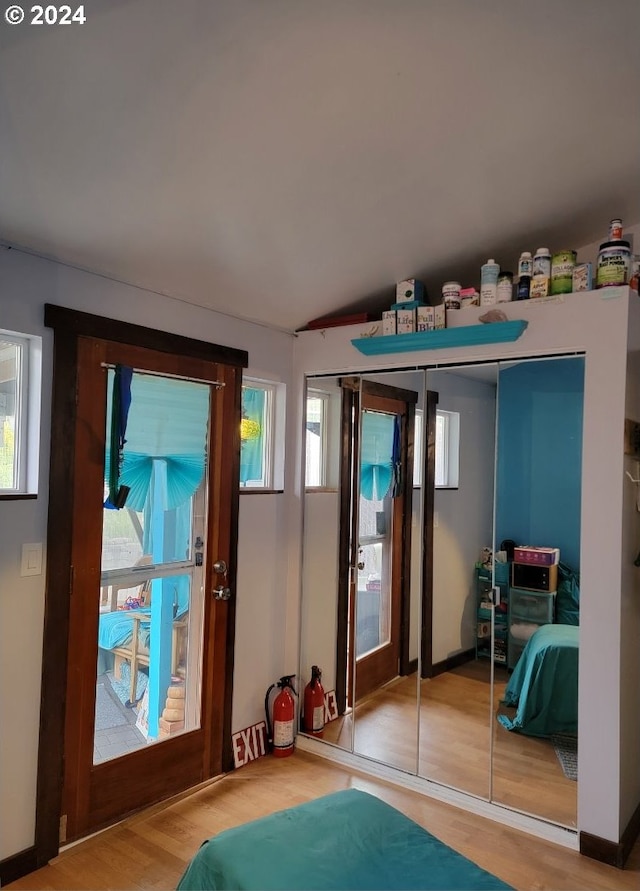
[[490, 356, 584, 829], [418, 364, 499, 800], [299, 371, 422, 775]]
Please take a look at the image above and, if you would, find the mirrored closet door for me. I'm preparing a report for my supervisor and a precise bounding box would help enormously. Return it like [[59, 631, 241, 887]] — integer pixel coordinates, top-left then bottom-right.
[[418, 364, 499, 801], [299, 355, 583, 830]]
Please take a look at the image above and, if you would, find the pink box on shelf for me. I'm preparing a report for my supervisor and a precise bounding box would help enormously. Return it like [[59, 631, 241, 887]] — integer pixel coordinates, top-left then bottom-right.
[[513, 546, 560, 566]]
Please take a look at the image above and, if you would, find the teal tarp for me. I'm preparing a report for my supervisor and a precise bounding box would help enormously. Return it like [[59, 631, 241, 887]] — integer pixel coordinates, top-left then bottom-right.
[[176, 789, 512, 891], [105, 370, 210, 511], [498, 624, 579, 738], [360, 411, 395, 501]]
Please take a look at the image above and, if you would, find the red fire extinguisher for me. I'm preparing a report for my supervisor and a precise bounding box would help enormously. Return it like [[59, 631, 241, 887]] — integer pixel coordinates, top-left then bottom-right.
[[265, 675, 297, 758], [303, 665, 325, 737]]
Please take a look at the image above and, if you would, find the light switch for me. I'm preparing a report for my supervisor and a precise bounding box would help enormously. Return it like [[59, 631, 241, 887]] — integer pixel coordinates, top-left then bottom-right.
[[21, 542, 43, 577]]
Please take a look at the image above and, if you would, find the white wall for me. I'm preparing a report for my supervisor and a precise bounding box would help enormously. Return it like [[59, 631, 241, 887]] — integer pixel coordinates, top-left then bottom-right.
[[620, 307, 640, 829], [290, 286, 639, 844], [300, 492, 340, 694], [0, 247, 294, 860], [431, 372, 496, 663]]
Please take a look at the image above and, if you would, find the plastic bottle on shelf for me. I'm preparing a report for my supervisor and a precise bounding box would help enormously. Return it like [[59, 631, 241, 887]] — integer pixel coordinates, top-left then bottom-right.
[[516, 275, 531, 300], [609, 219, 623, 241], [480, 259, 500, 306], [496, 271, 513, 302], [517, 252, 533, 279], [533, 248, 552, 279]]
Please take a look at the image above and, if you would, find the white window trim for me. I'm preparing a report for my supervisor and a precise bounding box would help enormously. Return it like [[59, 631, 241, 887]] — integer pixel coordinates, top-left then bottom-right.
[[305, 389, 330, 489], [240, 377, 286, 492], [0, 330, 41, 496], [436, 409, 460, 489], [413, 407, 460, 489]]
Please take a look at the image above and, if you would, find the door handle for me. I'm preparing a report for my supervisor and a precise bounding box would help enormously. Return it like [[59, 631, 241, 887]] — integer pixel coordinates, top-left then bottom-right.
[[213, 585, 232, 601], [213, 559, 231, 599]]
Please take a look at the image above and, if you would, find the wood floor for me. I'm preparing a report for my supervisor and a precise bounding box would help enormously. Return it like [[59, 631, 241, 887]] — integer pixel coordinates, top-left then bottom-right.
[[324, 661, 577, 827], [7, 750, 640, 891]]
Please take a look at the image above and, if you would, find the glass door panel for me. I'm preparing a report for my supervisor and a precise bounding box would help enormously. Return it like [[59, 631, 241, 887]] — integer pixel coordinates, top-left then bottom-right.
[[94, 368, 208, 764], [356, 506, 390, 658]]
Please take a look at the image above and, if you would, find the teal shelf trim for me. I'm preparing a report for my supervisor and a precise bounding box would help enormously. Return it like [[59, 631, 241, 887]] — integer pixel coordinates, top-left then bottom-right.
[[351, 320, 529, 355]]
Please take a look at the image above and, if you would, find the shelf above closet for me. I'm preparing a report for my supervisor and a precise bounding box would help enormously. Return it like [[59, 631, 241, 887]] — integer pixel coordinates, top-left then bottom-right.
[[351, 319, 529, 355]]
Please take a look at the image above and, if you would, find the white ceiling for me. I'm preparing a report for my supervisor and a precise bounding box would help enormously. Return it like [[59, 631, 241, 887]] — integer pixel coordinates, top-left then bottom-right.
[[2, 0, 639, 333]]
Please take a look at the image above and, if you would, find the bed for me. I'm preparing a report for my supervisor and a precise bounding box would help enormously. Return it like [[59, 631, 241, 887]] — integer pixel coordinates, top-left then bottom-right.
[[497, 623, 579, 738], [176, 788, 512, 891]]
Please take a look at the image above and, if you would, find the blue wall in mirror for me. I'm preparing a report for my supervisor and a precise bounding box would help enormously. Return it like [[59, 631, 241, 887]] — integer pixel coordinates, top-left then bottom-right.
[[496, 357, 585, 572]]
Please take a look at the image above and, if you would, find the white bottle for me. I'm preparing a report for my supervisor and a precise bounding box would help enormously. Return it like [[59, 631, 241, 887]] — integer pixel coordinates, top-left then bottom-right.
[[517, 252, 533, 278], [533, 248, 552, 279], [480, 259, 500, 306]]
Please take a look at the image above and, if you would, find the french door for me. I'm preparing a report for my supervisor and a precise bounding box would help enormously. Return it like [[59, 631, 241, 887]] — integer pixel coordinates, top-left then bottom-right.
[[337, 378, 416, 707], [38, 311, 246, 851]]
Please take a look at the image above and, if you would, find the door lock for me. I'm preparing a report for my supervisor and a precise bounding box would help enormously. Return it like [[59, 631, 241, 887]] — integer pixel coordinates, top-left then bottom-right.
[[213, 559, 230, 600]]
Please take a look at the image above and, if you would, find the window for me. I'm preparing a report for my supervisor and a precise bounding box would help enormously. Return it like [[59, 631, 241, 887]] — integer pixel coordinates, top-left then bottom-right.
[[413, 408, 460, 489], [435, 409, 460, 488], [0, 332, 40, 496], [240, 379, 285, 490], [305, 391, 328, 487]]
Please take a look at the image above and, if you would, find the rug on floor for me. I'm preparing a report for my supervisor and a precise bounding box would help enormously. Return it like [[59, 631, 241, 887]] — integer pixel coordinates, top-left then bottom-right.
[[552, 733, 578, 780], [95, 682, 129, 731]]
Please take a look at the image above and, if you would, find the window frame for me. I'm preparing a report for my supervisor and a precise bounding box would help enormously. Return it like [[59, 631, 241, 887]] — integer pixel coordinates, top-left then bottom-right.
[[239, 377, 285, 492], [305, 389, 330, 489], [0, 331, 36, 498], [435, 408, 460, 489], [413, 407, 460, 490]]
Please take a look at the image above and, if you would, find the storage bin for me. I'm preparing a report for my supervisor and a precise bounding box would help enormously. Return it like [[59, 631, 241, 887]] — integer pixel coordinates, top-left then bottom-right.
[[509, 588, 555, 623]]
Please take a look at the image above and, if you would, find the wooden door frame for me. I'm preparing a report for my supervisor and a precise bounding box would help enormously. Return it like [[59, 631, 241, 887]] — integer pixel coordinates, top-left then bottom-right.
[[35, 305, 247, 867], [335, 377, 417, 713], [420, 389, 438, 679]]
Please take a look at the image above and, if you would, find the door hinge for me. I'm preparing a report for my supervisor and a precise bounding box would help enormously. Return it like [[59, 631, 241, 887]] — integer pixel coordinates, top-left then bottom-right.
[[59, 813, 67, 844]]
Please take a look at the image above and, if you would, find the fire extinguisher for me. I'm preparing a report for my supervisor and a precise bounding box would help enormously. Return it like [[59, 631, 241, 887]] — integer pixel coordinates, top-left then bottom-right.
[[303, 665, 325, 737], [265, 675, 297, 758]]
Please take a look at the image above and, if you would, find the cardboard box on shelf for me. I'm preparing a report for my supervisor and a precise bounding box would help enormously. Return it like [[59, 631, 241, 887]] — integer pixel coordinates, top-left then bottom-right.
[[513, 546, 560, 566], [396, 308, 416, 333], [396, 278, 425, 303]]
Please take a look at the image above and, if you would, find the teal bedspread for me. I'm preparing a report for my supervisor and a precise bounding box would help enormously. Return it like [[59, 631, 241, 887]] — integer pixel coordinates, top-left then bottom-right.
[[498, 624, 579, 738], [176, 789, 512, 890]]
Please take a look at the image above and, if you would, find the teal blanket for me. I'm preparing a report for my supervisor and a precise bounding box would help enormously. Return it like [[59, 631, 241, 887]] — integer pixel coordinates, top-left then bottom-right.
[[176, 789, 512, 890], [498, 624, 579, 738]]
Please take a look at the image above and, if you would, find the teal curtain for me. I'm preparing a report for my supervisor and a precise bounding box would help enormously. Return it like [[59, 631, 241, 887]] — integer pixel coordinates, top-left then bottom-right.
[[360, 411, 395, 501], [105, 372, 210, 512], [240, 387, 265, 484]]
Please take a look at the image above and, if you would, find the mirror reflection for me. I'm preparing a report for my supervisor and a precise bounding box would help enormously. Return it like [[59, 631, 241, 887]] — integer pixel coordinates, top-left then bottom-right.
[[299, 356, 582, 829], [350, 372, 421, 772], [418, 364, 498, 799]]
